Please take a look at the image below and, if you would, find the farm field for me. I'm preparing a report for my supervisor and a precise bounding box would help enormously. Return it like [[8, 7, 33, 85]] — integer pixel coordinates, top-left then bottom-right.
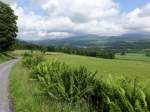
[[116, 53, 150, 62], [45, 53, 150, 82]]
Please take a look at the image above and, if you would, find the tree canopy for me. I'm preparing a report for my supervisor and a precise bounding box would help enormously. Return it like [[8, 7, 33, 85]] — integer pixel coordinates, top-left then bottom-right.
[[0, 1, 18, 52]]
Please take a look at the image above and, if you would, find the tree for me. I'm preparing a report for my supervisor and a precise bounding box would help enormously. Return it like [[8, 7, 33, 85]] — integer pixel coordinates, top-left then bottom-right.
[[120, 51, 126, 56], [0, 1, 18, 52], [145, 51, 150, 57]]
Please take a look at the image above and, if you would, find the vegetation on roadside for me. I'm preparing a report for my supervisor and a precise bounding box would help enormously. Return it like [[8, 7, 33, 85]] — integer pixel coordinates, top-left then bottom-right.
[[10, 52, 150, 112], [0, 52, 15, 63]]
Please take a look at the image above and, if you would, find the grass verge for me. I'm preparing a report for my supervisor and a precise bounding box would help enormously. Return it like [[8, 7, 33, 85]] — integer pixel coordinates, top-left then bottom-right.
[[0, 52, 15, 63], [9, 61, 90, 112]]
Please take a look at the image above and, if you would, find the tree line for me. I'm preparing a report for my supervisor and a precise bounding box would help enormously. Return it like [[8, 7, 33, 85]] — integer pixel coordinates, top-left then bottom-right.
[[47, 46, 116, 59], [0, 1, 18, 53]]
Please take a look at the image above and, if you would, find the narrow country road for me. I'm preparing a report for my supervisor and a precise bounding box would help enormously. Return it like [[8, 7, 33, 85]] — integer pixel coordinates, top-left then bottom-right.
[[0, 59, 19, 112]]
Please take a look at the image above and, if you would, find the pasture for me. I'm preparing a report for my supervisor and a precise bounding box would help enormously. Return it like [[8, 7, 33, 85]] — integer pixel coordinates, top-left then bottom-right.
[[46, 53, 150, 82], [116, 53, 150, 62]]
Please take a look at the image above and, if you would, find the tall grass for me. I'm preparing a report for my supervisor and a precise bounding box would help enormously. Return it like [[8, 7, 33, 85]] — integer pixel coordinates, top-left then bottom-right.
[[12, 53, 150, 112]]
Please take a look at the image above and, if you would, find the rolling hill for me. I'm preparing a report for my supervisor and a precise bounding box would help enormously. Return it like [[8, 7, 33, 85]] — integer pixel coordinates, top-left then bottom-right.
[[31, 33, 150, 47]]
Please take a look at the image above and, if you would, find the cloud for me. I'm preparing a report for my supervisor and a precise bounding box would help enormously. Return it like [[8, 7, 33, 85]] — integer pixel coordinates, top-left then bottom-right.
[[2, 0, 150, 40], [11, 0, 125, 40], [124, 3, 150, 33], [41, 0, 119, 22], [1, 0, 15, 4]]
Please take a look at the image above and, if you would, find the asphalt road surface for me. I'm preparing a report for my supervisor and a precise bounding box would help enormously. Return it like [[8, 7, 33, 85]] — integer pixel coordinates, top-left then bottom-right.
[[0, 59, 19, 112]]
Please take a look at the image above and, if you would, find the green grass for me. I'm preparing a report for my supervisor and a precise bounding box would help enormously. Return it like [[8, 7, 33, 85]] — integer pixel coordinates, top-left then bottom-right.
[[9, 52, 150, 111], [9, 61, 91, 112], [10, 61, 48, 112], [0, 53, 14, 63], [116, 53, 150, 62], [45, 53, 150, 82]]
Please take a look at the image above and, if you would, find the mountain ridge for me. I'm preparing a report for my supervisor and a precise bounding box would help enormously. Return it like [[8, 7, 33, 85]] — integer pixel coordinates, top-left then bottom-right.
[[27, 33, 150, 47]]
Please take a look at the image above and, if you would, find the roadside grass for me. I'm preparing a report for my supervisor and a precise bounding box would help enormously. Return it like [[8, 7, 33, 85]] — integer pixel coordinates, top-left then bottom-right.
[[10, 61, 48, 112], [0, 52, 15, 63], [9, 61, 91, 112]]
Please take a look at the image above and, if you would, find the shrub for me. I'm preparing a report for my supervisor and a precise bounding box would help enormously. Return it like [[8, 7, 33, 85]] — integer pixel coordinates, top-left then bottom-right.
[[145, 52, 150, 57], [33, 61, 97, 103], [22, 53, 44, 68], [120, 51, 126, 55], [23, 52, 33, 57]]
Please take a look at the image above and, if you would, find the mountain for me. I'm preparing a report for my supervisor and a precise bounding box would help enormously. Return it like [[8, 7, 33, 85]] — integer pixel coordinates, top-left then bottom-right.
[[32, 34, 109, 47], [30, 33, 150, 48], [107, 33, 150, 43]]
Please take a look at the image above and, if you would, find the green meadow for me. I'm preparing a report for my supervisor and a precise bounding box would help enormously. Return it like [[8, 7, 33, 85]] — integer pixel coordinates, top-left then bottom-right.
[[45, 53, 150, 82], [116, 53, 150, 62], [9, 52, 150, 112]]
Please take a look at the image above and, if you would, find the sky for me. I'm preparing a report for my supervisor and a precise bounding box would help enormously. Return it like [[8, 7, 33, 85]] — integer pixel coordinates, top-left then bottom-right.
[[2, 0, 150, 40]]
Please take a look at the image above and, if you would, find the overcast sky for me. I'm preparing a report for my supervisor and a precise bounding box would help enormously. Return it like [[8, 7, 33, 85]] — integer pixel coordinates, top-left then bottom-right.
[[2, 0, 150, 40]]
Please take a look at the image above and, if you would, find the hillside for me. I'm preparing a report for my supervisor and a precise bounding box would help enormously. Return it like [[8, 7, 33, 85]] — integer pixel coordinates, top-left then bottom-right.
[[31, 33, 150, 47]]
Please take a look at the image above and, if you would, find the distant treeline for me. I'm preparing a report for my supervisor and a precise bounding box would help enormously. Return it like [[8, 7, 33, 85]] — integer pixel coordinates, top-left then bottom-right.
[[108, 41, 150, 52], [15, 40, 115, 59], [15, 39, 150, 59], [48, 46, 116, 59]]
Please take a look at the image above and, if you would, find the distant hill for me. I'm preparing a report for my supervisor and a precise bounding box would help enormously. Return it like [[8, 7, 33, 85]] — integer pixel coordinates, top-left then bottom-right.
[[27, 33, 150, 48], [31, 34, 109, 47], [107, 33, 150, 43]]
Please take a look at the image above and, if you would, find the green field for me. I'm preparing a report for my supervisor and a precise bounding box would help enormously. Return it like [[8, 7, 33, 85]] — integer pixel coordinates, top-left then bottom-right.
[[45, 53, 150, 82], [116, 53, 150, 62], [10, 52, 150, 112]]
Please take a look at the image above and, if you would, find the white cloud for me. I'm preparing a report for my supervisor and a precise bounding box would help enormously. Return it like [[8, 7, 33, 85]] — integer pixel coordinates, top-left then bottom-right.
[[2, 0, 150, 40], [124, 3, 150, 33], [41, 0, 119, 22]]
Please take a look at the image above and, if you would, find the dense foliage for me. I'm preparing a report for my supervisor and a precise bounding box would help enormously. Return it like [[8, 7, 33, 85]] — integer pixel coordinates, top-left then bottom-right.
[[22, 53, 150, 112], [145, 50, 150, 57], [14, 40, 116, 59], [47, 46, 115, 59], [0, 1, 18, 52], [22, 52, 45, 68]]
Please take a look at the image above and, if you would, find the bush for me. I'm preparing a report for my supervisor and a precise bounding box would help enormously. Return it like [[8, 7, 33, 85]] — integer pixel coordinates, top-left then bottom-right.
[[88, 77, 149, 112], [120, 51, 126, 55], [33, 61, 96, 103], [97, 49, 115, 59], [145, 52, 150, 57], [22, 53, 44, 68]]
